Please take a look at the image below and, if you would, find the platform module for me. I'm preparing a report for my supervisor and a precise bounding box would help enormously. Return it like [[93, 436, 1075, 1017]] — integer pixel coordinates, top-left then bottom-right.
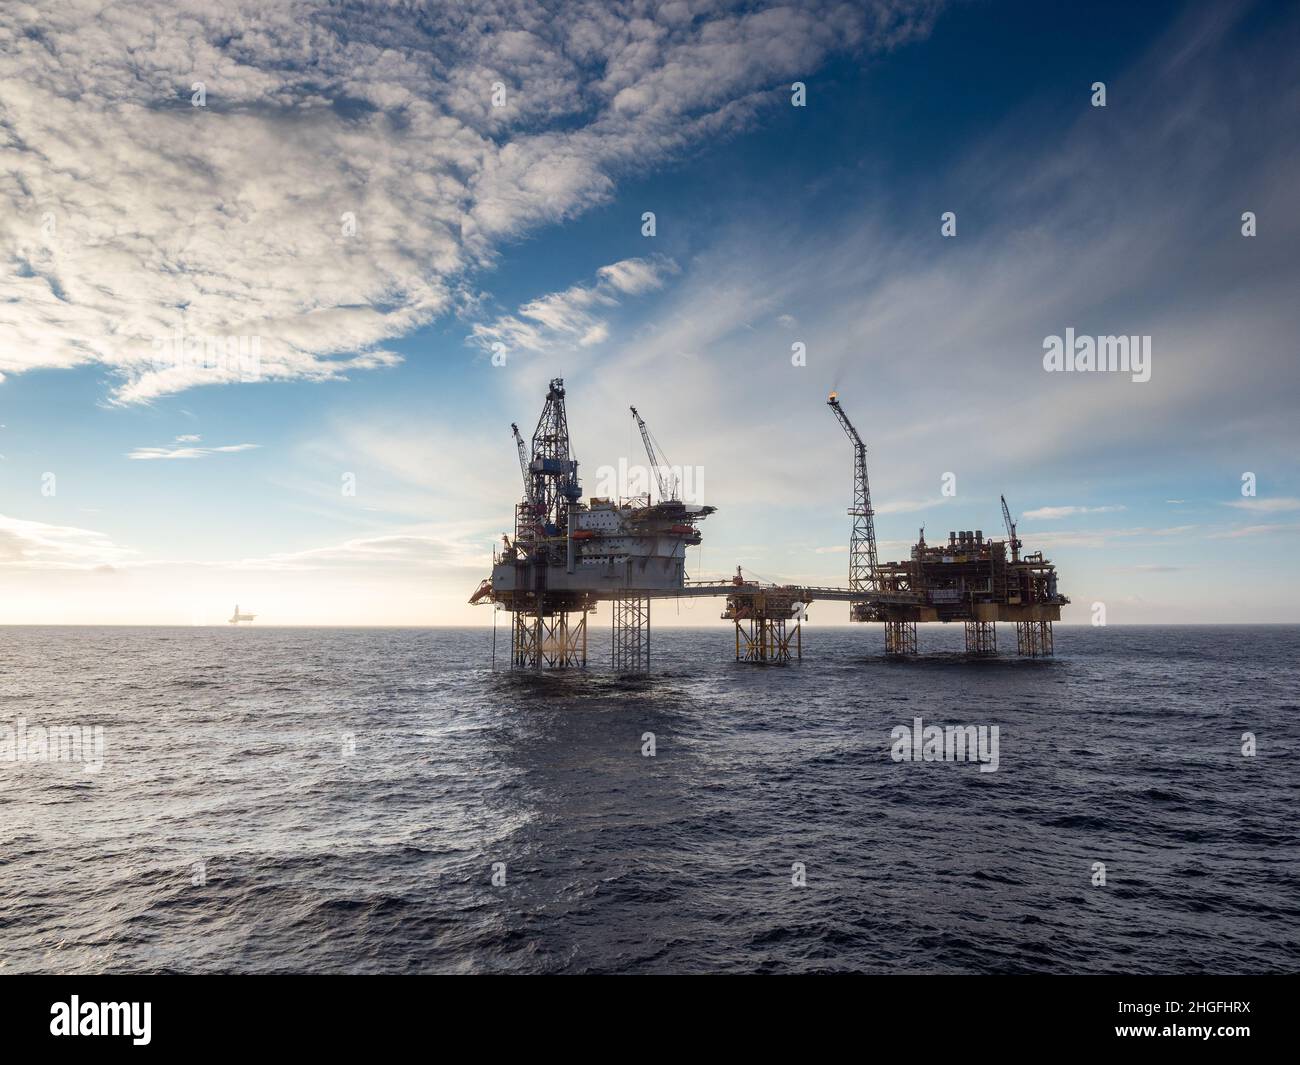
[[825, 392, 1068, 657]]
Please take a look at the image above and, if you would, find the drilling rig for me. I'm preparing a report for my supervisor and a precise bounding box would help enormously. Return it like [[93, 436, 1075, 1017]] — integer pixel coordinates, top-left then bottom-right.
[[476, 379, 714, 670]]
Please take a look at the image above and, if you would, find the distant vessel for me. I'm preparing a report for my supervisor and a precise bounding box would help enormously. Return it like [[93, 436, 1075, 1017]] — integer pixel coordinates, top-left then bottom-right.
[[228, 604, 256, 624]]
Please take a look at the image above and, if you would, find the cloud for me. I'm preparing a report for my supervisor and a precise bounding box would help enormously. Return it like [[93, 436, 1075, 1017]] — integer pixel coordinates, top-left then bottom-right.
[[0, 0, 942, 403], [1027, 525, 1196, 550], [875, 497, 954, 516], [510, 3, 1299, 533], [469, 255, 677, 355], [128, 439, 260, 460], [1209, 523, 1300, 540], [231, 531, 489, 572], [1221, 497, 1300, 513], [1023, 505, 1127, 520], [131, 526, 490, 574], [0, 513, 134, 568], [293, 412, 521, 519]]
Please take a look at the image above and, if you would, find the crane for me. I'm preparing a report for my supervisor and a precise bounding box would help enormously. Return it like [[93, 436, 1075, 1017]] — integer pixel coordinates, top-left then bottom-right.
[[827, 391, 878, 592], [629, 406, 677, 502], [1000, 494, 1022, 563], [510, 423, 531, 503]]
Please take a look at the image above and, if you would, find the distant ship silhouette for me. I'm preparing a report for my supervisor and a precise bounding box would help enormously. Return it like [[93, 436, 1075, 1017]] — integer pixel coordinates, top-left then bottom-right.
[[228, 604, 256, 624]]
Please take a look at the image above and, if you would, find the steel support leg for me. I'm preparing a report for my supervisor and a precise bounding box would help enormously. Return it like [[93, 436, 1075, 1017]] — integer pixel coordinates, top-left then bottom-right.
[[734, 616, 800, 664], [512, 611, 538, 669], [1015, 620, 1054, 657], [735, 618, 759, 662], [884, 620, 917, 657], [964, 620, 997, 656], [612, 595, 650, 674], [513, 608, 587, 669]]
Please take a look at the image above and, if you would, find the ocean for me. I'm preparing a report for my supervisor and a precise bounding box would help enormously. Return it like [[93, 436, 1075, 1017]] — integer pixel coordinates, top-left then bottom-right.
[[1, 624, 1297, 974]]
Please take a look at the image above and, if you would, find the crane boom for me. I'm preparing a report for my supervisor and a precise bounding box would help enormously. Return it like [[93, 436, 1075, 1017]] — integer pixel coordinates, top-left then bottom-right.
[[511, 423, 531, 502], [827, 391, 878, 592], [1000, 493, 1021, 563], [629, 406, 677, 502]]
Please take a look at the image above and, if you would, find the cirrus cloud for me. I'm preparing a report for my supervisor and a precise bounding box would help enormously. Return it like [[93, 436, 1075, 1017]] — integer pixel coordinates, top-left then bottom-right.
[[127, 437, 260, 460]]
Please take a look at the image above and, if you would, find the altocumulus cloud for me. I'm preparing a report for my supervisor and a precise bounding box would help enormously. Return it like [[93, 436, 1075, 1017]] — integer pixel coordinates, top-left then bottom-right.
[[470, 255, 678, 355], [0, 0, 943, 404]]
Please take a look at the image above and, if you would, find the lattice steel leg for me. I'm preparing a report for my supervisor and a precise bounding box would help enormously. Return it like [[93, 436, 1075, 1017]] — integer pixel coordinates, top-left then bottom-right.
[[884, 620, 917, 657], [613, 595, 650, 673], [735, 615, 800, 664], [515, 608, 587, 669], [512, 610, 540, 669], [735, 618, 757, 662], [964, 620, 997, 656], [1015, 620, 1054, 657]]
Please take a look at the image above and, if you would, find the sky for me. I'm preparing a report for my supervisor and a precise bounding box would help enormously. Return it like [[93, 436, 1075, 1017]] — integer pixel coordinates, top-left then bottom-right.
[[1, 0, 1298, 626]]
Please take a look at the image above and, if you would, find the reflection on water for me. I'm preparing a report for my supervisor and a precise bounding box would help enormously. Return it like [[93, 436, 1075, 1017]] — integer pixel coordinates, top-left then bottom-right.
[[1, 625, 1296, 973]]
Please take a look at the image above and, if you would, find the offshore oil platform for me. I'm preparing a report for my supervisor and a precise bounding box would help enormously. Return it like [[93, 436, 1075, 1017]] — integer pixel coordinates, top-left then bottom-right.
[[470, 378, 1068, 671]]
